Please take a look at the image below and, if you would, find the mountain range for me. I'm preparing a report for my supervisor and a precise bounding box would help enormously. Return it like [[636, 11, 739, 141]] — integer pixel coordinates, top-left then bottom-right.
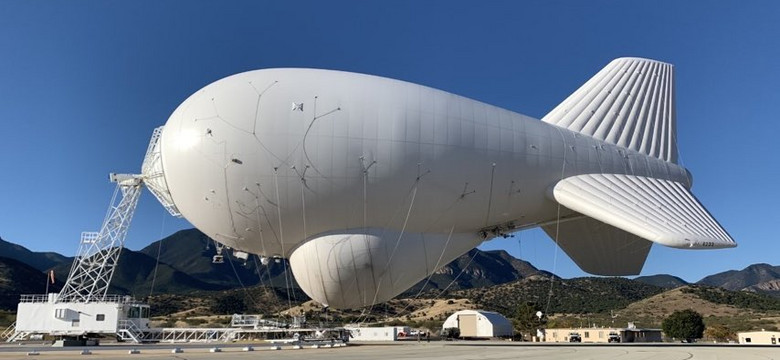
[[0, 238, 68, 272], [632, 264, 780, 298], [0, 257, 63, 310], [1, 230, 779, 312], [633, 274, 689, 289], [698, 263, 780, 297]]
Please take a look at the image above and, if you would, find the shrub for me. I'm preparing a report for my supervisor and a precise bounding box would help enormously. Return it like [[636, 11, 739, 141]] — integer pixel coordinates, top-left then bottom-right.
[[443, 327, 460, 339], [662, 309, 705, 342]]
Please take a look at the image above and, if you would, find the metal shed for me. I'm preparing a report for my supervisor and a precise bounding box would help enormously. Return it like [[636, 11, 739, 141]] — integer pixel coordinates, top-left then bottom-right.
[[442, 310, 513, 338]]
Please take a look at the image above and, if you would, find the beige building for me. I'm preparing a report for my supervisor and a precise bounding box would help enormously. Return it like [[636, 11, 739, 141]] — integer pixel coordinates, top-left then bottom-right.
[[738, 330, 779, 345], [542, 326, 662, 343]]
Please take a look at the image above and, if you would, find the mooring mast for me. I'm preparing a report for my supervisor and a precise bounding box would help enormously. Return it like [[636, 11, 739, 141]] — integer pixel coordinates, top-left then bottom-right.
[[6, 127, 180, 343]]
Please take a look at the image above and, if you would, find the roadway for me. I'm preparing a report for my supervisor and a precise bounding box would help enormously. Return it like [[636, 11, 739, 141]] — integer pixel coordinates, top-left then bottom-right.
[[0, 341, 778, 359]]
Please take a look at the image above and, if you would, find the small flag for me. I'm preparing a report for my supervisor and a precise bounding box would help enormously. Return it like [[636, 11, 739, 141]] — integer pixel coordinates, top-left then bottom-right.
[[49, 270, 55, 284], [291, 102, 304, 111]]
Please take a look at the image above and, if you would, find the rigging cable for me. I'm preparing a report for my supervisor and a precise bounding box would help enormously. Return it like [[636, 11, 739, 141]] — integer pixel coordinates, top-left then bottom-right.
[[273, 168, 294, 311], [360, 157, 378, 306], [395, 225, 456, 317], [225, 249, 261, 310], [382, 183, 477, 320], [148, 208, 167, 298], [393, 162, 499, 319], [254, 192, 286, 320], [296, 164, 332, 306], [435, 248, 480, 298], [545, 128, 569, 315], [484, 163, 497, 227], [250, 189, 277, 310], [367, 174, 420, 305], [356, 169, 424, 325], [434, 162, 497, 299], [360, 172, 470, 323], [250, 254, 274, 309]]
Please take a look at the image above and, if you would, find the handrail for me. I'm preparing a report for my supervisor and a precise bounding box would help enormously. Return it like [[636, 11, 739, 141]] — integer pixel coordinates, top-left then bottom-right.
[[0, 322, 16, 341], [19, 294, 142, 304], [117, 320, 143, 343]]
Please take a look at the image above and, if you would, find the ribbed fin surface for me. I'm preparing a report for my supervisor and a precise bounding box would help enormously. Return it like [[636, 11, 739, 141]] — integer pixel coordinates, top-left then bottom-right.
[[550, 174, 735, 249], [542, 58, 678, 163]]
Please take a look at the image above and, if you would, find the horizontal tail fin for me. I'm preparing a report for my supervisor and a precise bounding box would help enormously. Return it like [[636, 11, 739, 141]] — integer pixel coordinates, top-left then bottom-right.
[[549, 174, 735, 250], [542, 57, 677, 163]]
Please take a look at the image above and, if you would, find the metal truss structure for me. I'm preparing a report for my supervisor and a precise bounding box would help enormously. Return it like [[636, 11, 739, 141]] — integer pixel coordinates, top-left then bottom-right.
[[141, 126, 180, 217], [56, 175, 143, 303], [56, 126, 180, 303]]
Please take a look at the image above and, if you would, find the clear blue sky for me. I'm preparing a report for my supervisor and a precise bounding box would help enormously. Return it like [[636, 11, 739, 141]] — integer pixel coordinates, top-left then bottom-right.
[[1, 1, 778, 283]]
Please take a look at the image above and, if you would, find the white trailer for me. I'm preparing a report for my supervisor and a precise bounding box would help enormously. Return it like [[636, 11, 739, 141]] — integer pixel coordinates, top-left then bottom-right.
[[14, 294, 151, 342], [345, 326, 408, 341]]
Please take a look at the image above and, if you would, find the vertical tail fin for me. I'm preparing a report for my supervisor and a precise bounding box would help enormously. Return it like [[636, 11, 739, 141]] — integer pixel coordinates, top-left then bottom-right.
[[542, 57, 677, 163]]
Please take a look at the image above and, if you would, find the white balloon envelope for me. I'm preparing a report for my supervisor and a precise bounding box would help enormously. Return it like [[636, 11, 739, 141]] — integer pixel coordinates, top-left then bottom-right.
[[154, 58, 734, 308]]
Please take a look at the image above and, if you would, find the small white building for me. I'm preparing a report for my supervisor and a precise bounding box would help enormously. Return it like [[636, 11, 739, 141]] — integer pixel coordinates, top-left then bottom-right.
[[345, 326, 409, 341], [738, 330, 780, 345], [442, 310, 513, 338]]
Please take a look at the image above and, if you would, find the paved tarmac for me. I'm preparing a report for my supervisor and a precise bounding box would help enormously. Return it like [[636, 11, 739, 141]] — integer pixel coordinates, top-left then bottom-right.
[[0, 341, 778, 359]]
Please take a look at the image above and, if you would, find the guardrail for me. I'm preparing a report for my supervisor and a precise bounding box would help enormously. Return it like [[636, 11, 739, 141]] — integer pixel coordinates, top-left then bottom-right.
[[19, 294, 141, 304]]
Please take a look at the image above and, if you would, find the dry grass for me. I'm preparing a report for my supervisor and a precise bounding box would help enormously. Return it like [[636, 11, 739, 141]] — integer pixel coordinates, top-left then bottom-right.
[[402, 298, 475, 321], [166, 305, 212, 318], [617, 286, 744, 319], [610, 286, 780, 331], [280, 300, 325, 316], [277, 297, 475, 324]]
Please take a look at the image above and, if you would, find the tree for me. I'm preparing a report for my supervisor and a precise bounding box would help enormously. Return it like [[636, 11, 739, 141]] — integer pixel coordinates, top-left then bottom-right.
[[210, 293, 248, 315], [513, 302, 547, 340], [662, 309, 705, 342]]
